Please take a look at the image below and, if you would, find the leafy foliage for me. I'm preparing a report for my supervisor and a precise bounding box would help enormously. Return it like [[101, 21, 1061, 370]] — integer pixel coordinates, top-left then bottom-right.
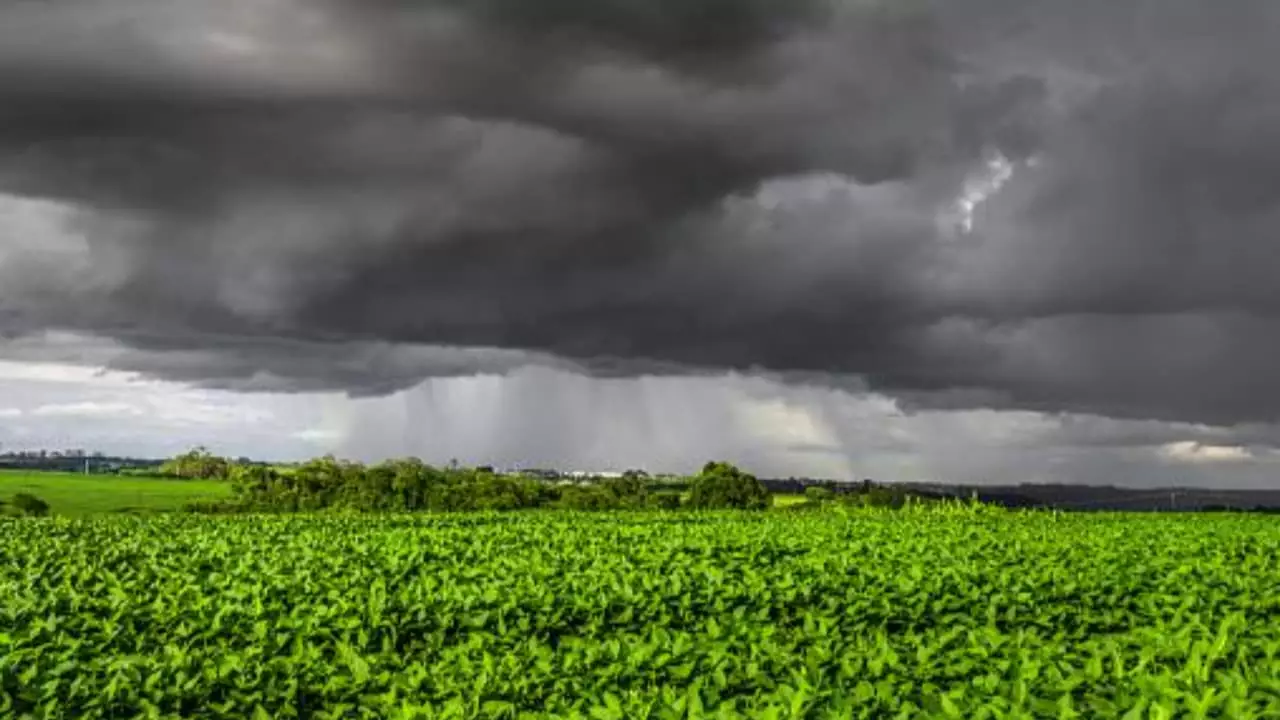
[[159, 446, 231, 480], [220, 458, 561, 513], [4, 511, 1280, 717], [837, 484, 929, 509], [173, 454, 978, 516], [803, 486, 835, 503], [686, 461, 771, 510], [551, 476, 679, 511], [199, 458, 698, 514]]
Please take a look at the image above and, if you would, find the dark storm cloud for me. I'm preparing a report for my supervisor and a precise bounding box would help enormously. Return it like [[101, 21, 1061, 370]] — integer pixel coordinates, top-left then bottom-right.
[[2, 0, 1280, 426], [0, 331, 587, 396]]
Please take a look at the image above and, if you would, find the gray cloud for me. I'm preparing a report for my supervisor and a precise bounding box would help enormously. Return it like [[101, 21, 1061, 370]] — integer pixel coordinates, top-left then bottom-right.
[[1, 0, 1279, 431], [0, 331, 588, 396], [323, 371, 1280, 489]]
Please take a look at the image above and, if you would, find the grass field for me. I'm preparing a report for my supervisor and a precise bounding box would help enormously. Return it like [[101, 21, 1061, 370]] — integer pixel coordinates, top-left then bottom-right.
[[0, 470, 232, 516], [4, 509, 1280, 717], [771, 493, 809, 507]]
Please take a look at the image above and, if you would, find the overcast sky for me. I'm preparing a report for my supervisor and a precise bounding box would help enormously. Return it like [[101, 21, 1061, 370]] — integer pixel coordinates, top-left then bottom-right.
[[3, 0, 1280, 486]]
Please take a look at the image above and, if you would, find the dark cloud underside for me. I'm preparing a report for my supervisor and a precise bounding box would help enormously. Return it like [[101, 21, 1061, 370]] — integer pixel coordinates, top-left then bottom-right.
[[1, 0, 1279, 426]]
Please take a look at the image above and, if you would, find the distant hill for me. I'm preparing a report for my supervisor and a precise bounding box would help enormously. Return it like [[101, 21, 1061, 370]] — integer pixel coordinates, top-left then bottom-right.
[[899, 482, 1280, 512], [758, 477, 1280, 512]]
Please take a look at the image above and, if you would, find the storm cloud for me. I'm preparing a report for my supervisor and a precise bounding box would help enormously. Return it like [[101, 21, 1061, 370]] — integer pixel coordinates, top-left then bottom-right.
[[2, 0, 1280, 432]]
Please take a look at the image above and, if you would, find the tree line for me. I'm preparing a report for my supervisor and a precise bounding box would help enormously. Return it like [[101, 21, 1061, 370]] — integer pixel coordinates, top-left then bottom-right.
[[155, 446, 956, 515], [182, 457, 779, 513]]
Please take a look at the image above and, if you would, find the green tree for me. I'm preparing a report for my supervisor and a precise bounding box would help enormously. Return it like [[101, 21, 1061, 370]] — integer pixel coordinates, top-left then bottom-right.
[[292, 455, 360, 510], [227, 464, 281, 500], [645, 491, 682, 510], [553, 485, 618, 510], [804, 485, 835, 503], [687, 461, 771, 510], [601, 474, 651, 507], [160, 446, 230, 480]]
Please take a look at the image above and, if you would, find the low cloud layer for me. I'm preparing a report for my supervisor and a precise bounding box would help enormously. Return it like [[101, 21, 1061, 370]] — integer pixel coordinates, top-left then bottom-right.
[[3, 0, 1280, 435], [6, 355, 1280, 488]]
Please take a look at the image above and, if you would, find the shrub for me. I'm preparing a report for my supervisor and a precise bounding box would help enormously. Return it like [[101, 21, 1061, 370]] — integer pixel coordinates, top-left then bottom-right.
[[467, 471, 549, 511], [183, 500, 253, 515], [551, 479, 676, 511], [11, 493, 50, 517], [687, 462, 771, 510], [836, 486, 949, 509], [554, 485, 620, 511], [645, 491, 683, 510], [804, 486, 835, 503], [600, 475, 651, 505], [160, 446, 231, 480]]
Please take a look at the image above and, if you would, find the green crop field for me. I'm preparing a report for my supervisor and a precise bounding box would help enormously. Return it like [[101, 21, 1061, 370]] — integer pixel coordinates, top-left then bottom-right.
[[4, 509, 1280, 718], [0, 470, 232, 516]]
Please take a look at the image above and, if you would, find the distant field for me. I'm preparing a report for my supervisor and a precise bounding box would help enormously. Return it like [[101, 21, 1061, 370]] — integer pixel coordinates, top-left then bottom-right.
[[0, 470, 232, 516], [771, 493, 809, 507]]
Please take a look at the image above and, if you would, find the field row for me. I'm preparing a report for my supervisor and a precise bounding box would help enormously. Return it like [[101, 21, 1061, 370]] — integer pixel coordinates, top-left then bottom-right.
[[3, 511, 1280, 718]]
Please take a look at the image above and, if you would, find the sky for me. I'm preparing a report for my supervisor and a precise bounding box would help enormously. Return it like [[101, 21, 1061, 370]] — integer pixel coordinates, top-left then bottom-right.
[[2, 0, 1280, 486]]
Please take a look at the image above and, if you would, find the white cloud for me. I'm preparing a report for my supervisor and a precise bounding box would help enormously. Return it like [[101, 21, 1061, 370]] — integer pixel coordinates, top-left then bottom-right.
[[31, 401, 144, 418], [951, 152, 1018, 235], [0, 193, 84, 255], [1159, 441, 1255, 464], [292, 428, 342, 444], [730, 395, 853, 478], [0, 355, 330, 459], [144, 394, 275, 426], [0, 359, 142, 387]]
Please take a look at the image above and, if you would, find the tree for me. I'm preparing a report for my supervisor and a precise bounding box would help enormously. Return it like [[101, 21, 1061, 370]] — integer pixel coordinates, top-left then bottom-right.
[[292, 455, 357, 510], [645, 491, 682, 510], [687, 461, 771, 510], [804, 486, 835, 503], [160, 446, 230, 480], [227, 463, 280, 497], [601, 473, 651, 506], [554, 485, 619, 511]]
